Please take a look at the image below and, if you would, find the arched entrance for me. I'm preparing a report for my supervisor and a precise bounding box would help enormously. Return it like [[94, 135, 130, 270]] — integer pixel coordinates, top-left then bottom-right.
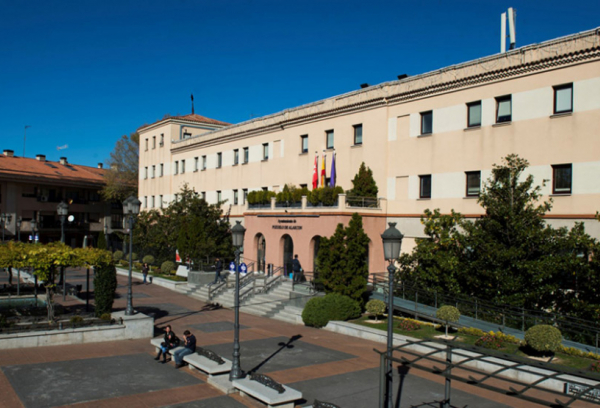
[[255, 233, 266, 272], [282, 234, 294, 277]]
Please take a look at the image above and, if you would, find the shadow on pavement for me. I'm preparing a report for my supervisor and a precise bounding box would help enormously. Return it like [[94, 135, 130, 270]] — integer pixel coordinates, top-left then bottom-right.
[[247, 334, 303, 375]]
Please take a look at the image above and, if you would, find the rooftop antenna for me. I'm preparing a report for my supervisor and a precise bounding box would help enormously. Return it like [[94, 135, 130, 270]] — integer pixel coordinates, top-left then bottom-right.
[[23, 125, 31, 157], [191, 93, 195, 114], [501, 7, 517, 53]]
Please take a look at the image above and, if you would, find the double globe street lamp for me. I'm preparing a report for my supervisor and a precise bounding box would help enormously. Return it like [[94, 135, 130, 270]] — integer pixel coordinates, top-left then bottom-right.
[[57, 201, 69, 299], [229, 220, 246, 381], [122, 195, 141, 316], [380, 222, 403, 408]]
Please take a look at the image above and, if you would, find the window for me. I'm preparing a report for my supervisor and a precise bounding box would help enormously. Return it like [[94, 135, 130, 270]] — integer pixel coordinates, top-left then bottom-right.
[[202, 155, 207, 170], [326, 130, 334, 149], [242, 188, 248, 204], [353, 124, 363, 145], [144, 196, 147, 208], [201, 192, 206, 200], [496, 95, 512, 123], [554, 83, 573, 114], [159, 195, 163, 208], [152, 136, 156, 149], [552, 164, 572, 194], [144, 167, 148, 179], [217, 191, 222, 202], [420, 111, 433, 135], [151, 165, 155, 178], [160, 134, 164, 146], [300, 135, 308, 153], [194, 157, 199, 171], [181, 159, 185, 174], [234, 149, 239, 165], [160, 163, 164, 177], [262, 187, 268, 192], [233, 189, 239, 205], [174, 194, 178, 202], [145, 139, 148, 151], [467, 101, 482, 127], [465, 171, 481, 197], [262, 143, 269, 160], [217, 153, 222, 168], [151, 196, 155, 208], [419, 175, 431, 199], [243, 147, 249, 163], [174, 161, 179, 175]]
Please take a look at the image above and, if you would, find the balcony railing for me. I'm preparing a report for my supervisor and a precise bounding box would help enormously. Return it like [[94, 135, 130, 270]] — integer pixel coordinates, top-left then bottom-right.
[[245, 194, 382, 212]]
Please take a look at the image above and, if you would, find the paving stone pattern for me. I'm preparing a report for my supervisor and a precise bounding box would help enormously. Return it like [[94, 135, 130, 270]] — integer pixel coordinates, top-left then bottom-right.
[[2, 353, 202, 408], [189, 321, 248, 333], [163, 396, 248, 408]]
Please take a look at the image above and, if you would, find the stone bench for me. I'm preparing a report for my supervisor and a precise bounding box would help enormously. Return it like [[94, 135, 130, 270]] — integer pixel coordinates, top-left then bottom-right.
[[233, 373, 302, 408], [150, 337, 185, 359], [183, 348, 232, 377]]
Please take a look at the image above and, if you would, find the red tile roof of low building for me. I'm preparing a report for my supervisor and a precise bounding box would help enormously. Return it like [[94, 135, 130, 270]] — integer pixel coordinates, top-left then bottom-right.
[[138, 113, 231, 130], [0, 155, 106, 187]]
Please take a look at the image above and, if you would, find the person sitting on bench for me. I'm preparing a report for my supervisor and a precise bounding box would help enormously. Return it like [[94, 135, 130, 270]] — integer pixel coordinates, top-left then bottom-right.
[[173, 330, 196, 368], [155, 325, 178, 363]]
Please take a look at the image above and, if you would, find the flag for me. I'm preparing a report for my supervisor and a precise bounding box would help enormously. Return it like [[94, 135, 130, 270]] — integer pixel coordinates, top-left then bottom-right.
[[330, 152, 336, 187], [321, 153, 326, 186], [312, 153, 318, 189]]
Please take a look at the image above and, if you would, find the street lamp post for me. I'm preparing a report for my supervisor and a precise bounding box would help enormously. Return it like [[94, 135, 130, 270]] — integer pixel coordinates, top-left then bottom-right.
[[31, 219, 38, 300], [16, 217, 22, 242], [122, 196, 141, 316], [1, 213, 12, 242], [16, 217, 22, 296], [229, 220, 246, 381], [57, 201, 69, 300], [381, 222, 403, 408]]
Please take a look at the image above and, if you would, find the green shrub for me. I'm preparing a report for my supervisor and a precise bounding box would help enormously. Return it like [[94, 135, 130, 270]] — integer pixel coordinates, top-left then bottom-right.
[[94, 263, 117, 317], [436, 305, 460, 336], [142, 255, 155, 265], [366, 299, 386, 322], [308, 186, 344, 206], [248, 190, 276, 205], [112, 250, 124, 262], [70, 315, 84, 325], [131, 252, 138, 261], [302, 293, 361, 328], [119, 260, 129, 267], [525, 325, 562, 354], [100, 313, 112, 321], [161, 261, 176, 274], [458, 327, 486, 338], [397, 319, 421, 332], [133, 262, 142, 270]]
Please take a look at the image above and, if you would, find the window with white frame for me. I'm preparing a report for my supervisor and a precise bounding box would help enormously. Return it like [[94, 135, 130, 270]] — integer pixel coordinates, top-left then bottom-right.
[[144, 196, 148, 208], [552, 164, 572, 194], [243, 147, 249, 163], [181, 160, 185, 174], [233, 189, 238, 205], [202, 155, 207, 170], [194, 157, 199, 171], [151, 165, 155, 178], [201, 192, 206, 200], [300, 135, 308, 153], [262, 143, 269, 160], [353, 124, 363, 145], [217, 153, 222, 168], [144, 167, 148, 179], [174, 161, 179, 175], [419, 175, 431, 199], [467, 101, 482, 127], [234, 149, 239, 165], [420, 111, 433, 135], [242, 188, 248, 204], [160, 134, 164, 146], [554, 83, 573, 114], [326, 130, 334, 149], [160, 163, 163, 177], [151, 196, 155, 208], [159, 195, 163, 208], [465, 171, 481, 197], [217, 190, 222, 202], [496, 95, 512, 123]]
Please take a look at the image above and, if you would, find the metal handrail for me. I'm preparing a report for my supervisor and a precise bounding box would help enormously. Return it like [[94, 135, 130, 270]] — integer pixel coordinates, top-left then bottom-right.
[[345, 195, 380, 208], [264, 275, 282, 293], [208, 280, 227, 300]]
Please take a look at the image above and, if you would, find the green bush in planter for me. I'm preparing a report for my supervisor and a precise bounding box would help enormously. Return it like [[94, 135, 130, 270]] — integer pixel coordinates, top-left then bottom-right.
[[131, 252, 138, 261], [119, 260, 129, 267], [161, 261, 176, 274], [94, 263, 117, 317], [112, 250, 124, 262], [436, 305, 460, 336], [525, 325, 562, 354], [133, 262, 142, 270], [366, 299, 386, 322], [302, 293, 361, 328], [302, 297, 329, 328], [142, 255, 155, 265]]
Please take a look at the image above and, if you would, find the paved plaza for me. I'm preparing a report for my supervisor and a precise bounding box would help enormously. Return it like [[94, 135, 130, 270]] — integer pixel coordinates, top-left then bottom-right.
[[0, 269, 541, 407]]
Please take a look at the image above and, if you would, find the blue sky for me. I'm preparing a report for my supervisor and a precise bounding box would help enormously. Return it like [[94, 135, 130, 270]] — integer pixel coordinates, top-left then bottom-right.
[[1, 0, 599, 167]]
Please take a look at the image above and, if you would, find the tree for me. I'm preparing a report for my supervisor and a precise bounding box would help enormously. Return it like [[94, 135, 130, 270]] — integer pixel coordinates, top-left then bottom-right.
[[97, 231, 107, 250], [316, 213, 370, 304], [348, 162, 378, 198], [101, 132, 139, 201]]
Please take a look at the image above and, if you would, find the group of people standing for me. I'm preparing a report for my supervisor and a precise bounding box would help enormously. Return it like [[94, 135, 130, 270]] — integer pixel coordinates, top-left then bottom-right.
[[154, 325, 197, 368]]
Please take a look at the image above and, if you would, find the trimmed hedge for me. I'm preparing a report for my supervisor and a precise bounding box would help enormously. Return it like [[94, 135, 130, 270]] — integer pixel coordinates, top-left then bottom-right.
[[302, 293, 361, 328], [366, 299, 386, 321], [161, 261, 176, 274], [94, 263, 117, 317], [142, 255, 155, 265], [112, 250, 124, 262], [525, 325, 562, 354]]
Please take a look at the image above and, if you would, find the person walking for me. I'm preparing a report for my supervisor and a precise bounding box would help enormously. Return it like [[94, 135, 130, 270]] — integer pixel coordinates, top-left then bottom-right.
[[142, 263, 150, 284], [173, 330, 196, 368], [212, 257, 224, 284], [292, 254, 302, 283]]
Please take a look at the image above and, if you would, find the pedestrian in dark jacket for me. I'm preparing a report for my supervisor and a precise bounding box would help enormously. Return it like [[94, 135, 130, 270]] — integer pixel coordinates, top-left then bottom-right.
[[212, 258, 225, 284], [173, 330, 196, 368], [142, 263, 150, 284], [155, 325, 178, 363], [292, 254, 302, 283]]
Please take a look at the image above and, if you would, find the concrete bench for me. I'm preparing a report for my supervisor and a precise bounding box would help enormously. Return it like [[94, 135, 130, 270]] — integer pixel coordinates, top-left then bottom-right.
[[183, 350, 232, 377], [233, 374, 302, 408]]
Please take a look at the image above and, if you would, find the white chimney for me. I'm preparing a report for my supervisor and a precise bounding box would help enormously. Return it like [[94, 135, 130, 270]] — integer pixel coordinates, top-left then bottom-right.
[[97, 163, 103, 169], [60, 157, 68, 165], [36, 154, 46, 161], [3, 149, 14, 157]]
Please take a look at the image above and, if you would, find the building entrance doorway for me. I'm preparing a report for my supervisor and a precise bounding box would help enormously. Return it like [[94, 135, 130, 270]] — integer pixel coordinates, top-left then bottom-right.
[[312, 236, 321, 272], [282, 234, 293, 277], [256, 234, 266, 272]]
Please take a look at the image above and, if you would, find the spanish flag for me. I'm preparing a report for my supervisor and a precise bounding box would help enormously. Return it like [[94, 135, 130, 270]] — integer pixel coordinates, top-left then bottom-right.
[[321, 153, 326, 186], [312, 153, 318, 189]]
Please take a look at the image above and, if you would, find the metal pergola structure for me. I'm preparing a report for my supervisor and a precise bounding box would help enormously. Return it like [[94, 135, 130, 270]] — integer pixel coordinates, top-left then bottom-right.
[[374, 339, 600, 408]]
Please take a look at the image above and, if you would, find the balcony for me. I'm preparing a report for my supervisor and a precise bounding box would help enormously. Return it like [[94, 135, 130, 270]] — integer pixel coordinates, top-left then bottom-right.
[[246, 194, 384, 214]]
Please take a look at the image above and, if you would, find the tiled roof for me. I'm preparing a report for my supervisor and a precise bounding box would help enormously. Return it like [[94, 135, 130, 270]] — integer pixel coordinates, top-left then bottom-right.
[[0, 155, 106, 187], [138, 113, 231, 130]]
